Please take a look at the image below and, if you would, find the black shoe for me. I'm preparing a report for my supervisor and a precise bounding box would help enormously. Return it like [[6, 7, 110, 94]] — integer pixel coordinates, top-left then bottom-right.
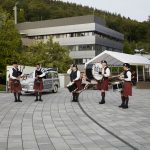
[[99, 100, 105, 104], [34, 99, 38, 102], [118, 104, 123, 108], [122, 105, 128, 109], [39, 99, 43, 102], [14, 99, 18, 102], [18, 100, 22, 102], [72, 100, 78, 102]]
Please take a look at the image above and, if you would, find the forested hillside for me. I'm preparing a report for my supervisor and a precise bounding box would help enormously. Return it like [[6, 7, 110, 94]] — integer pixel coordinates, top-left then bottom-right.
[[0, 0, 150, 54]]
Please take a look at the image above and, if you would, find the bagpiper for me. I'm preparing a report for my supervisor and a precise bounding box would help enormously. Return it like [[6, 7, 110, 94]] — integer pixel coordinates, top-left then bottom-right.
[[119, 63, 132, 109], [33, 64, 45, 102], [9, 62, 23, 102]]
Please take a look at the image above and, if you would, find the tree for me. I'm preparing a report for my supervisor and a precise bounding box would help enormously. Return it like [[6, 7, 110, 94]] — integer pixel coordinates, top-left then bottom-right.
[[22, 38, 72, 73], [0, 8, 22, 81]]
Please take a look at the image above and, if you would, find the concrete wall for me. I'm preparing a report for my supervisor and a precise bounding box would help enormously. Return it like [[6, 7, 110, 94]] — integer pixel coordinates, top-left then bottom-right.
[[58, 73, 70, 88]]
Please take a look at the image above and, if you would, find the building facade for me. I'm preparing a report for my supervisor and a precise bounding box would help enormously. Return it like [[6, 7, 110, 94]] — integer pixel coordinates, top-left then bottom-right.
[[17, 15, 124, 64]]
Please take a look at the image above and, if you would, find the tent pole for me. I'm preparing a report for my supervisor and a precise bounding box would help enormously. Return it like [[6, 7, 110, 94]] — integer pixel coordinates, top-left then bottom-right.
[[143, 65, 145, 81], [136, 65, 139, 82], [149, 66, 150, 77]]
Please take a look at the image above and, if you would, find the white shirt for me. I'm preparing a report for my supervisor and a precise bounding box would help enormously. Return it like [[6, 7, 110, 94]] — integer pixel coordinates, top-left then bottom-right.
[[67, 69, 80, 81], [102, 67, 110, 77], [33, 68, 45, 79], [124, 71, 131, 81]]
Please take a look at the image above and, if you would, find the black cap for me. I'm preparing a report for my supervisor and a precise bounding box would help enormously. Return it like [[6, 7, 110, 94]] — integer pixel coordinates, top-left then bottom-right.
[[72, 64, 77, 68], [123, 63, 130, 68], [101, 60, 107, 64], [12, 62, 18, 65]]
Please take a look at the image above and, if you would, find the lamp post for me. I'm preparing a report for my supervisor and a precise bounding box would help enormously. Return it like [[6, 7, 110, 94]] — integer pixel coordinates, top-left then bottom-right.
[[13, 2, 19, 24], [134, 48, 146, 81], [134, 49, 144, 55]]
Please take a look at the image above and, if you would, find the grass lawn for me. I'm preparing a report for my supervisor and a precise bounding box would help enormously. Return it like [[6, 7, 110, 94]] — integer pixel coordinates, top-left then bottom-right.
[[0, 84, 6, 91]]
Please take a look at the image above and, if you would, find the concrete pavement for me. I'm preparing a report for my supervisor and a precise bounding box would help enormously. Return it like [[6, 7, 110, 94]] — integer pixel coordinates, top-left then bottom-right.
[[0, 88, 150, 150]]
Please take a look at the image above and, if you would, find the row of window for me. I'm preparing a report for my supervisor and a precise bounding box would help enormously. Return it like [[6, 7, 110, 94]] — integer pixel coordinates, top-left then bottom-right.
[[74, 58, 94, 64], [26, 31, 123, 43], [65, 44, 118, 52]]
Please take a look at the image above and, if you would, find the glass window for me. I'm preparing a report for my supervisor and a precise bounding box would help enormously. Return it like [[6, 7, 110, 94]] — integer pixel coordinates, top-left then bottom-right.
[[47, 72, 52, 78], [53, 73, 58, 78]]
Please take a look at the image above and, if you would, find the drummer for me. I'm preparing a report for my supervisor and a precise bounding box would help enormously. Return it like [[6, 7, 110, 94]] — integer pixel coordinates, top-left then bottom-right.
[[119, 63, 132, 109], [67, 64, 81, 102], [98, 60, 110, 104]]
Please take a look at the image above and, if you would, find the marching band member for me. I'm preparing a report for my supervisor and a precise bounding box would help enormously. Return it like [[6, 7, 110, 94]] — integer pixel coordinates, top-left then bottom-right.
[[9, 62, 23, 102], [98, 60, 110, 104], [119, 63, 132, 109], [67, 64, 81, 102], [33, 64, 45, 102]]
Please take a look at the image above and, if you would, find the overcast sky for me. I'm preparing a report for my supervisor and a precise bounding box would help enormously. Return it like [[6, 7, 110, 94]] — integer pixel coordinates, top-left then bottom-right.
[[61, 0, 150, 22]]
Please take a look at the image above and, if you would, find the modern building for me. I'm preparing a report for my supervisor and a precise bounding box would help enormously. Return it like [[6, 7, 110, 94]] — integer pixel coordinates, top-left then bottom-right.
[[16, 15, 124, 64]]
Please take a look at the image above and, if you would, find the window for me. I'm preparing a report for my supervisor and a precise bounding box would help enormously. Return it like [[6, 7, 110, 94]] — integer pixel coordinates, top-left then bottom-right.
[[47, 72, 52, 78], [53, 73, 58, 78]]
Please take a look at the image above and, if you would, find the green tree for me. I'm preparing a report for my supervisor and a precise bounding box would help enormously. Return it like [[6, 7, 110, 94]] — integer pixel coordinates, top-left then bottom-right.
[[0, 8, 22, 80], [22, 38, 72, 72]]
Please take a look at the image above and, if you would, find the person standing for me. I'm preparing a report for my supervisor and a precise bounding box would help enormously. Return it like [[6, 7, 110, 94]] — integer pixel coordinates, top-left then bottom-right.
[[9, 62, 22, 102], [67, 64, 81, 102], [131, 70, 137, 86], [33, 64, 45, 102], [98, 60, 110, 104], [119, 63, 132, 109]]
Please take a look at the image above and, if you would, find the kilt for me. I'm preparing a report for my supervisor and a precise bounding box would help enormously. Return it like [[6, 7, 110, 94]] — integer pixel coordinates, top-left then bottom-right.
[[10, 79, 22, 93], [122, 81, 132, 97], [97, 79, 109, 91], [74, 79, 82, 92], [33, 79, 43, 92]]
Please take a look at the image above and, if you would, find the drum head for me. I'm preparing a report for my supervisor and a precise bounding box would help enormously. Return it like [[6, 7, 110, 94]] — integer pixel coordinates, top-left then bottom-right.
[[86, 63, 103, 81], [92, 63, 103, 80]]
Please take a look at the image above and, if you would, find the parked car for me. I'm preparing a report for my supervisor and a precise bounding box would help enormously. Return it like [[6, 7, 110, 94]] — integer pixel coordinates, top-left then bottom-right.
[[21, 68, 60, 93]]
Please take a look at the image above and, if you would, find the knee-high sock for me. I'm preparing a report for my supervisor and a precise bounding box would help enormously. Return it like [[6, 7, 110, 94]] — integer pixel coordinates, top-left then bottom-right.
[[18, 93, 21, 100], [125, 96, 129, 107], [14, 93, 17, 101], [35, 92, 38, 100], [39, 92, 42, 100], [119, 96, 125, 107], [101, 92, 105, 101]]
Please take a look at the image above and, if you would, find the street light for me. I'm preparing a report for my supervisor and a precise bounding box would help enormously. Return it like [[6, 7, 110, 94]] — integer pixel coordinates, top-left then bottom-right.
[[13, 2, 19, 24], [134, 48, 144, 55]]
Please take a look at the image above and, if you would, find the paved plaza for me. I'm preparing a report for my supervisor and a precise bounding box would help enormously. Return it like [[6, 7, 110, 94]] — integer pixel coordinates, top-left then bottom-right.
[[0, 88, 150, 150]]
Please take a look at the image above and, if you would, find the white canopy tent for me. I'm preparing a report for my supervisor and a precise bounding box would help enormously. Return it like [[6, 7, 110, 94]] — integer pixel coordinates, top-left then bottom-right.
[[85, 50, 150, 82]]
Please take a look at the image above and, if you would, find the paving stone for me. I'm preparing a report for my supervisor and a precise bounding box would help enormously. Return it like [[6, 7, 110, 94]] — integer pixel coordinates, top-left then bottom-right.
[[0, 88, 150, 150]]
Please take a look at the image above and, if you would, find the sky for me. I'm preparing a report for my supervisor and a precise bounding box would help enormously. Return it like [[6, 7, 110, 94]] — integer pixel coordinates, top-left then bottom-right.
[[61, 0, 150, 22]]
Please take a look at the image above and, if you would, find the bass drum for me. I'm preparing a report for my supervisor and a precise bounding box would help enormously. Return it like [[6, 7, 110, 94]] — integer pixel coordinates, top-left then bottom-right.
[[86, 63, 103, 81]]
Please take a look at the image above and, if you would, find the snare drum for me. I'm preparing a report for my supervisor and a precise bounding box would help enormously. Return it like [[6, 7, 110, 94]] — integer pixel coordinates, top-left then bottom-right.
[[86, 63, 103, 81], [67, 82, 77, 92], [112, 81, 123, 92]]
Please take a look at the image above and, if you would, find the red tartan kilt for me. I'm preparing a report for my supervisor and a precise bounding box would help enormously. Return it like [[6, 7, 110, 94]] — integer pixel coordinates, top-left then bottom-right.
[[10, 79, 22, 93], [33, 79, 43, 92], [97, 79, 109, 91], [74, 79, 82, 91], [122, 82, 132, 96]]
